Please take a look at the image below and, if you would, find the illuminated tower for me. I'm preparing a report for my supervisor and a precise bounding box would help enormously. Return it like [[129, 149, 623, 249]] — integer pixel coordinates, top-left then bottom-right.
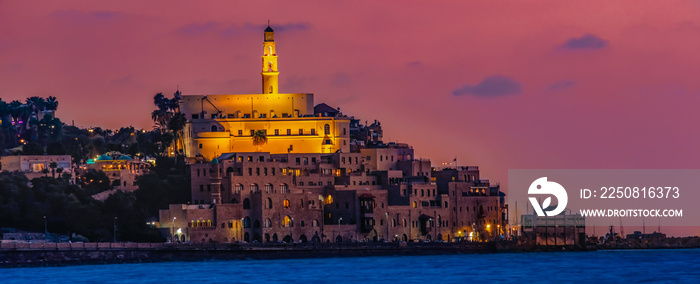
[[261, 25, 279, 94]]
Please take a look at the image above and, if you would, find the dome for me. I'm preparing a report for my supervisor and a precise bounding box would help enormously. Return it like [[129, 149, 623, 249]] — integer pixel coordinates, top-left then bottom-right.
[[118, 155, 133, 160], [264, 26, 274, 32], [96, 154, 112, 161], [211, 158, 219, 165]]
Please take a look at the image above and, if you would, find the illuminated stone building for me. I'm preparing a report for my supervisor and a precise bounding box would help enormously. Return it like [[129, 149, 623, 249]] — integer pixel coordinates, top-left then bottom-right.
[[0, 155, 71, 180], [85, 154, 151, 191], [159, 25, 505, 244], [179, 25, 350, 160]]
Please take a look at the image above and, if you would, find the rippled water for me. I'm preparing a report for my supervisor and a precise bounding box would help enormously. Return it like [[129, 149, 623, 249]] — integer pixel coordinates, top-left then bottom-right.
[[2, 249, 700, 283]]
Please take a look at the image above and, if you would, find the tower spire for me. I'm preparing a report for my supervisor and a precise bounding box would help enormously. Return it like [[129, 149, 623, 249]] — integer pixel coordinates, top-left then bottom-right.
[[261, 24, 278, 94]]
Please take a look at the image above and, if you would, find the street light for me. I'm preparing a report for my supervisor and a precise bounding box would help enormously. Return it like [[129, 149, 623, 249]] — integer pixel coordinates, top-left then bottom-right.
[[338, 217, 342, 242], [113, 217, 118, 243], [172, 217, 176, 242], [43, 216, 47, 242], [428, 218, 432, 241], [385, 212, 389, 241]]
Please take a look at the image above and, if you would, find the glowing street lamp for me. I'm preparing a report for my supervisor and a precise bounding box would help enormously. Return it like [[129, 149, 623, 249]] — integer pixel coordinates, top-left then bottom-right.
[[338, 217, 343, 242], [171, 217, 176, 242]]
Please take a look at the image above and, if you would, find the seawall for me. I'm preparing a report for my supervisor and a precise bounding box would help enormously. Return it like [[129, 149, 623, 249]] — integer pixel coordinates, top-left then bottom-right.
[[0, 242, 495, 267]]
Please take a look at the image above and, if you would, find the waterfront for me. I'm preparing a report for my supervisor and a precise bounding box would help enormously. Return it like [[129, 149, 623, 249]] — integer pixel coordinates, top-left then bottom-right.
[[2, 249, 699, 283]]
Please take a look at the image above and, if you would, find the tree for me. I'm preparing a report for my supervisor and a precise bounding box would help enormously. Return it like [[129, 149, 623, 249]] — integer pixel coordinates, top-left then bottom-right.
[[252, 130, 268, 151], [22, 142, 44, 155], [46, 141, 67, 155], [49, 162, 58, 178], [45, 96, 59, 111], [167, 113, 187, 154]]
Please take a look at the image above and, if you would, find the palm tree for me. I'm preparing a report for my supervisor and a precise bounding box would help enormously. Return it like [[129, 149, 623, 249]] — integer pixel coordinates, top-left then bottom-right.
[[252, 130, 268, 152], [167, 113, 187, 155], [153, 92, 168, 112], [26, 97, 46, 114], [49, 162, 58, 178], [45, 96, 59, 111], [151, 109, 171, 133]]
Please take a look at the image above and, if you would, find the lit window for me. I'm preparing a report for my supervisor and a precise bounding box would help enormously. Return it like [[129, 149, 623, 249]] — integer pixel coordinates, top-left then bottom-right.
[[283, 199, 290, 208], [283, 216, 293, 227]]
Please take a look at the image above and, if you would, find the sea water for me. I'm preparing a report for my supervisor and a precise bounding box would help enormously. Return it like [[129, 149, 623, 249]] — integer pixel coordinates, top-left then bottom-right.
[[2, 249, 699, 283]]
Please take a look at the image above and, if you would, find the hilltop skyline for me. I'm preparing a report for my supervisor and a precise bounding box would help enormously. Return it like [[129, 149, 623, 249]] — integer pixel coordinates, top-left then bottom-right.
[[2, 0, 700, 219]]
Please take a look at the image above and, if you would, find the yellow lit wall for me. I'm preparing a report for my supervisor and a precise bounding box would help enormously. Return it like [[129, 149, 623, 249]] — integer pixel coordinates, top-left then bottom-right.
[[184, 117, 350, 159]]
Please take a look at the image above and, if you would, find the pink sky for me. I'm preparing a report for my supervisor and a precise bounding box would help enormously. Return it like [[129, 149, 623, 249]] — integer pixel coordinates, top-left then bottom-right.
[[2, 1, 700, 234]]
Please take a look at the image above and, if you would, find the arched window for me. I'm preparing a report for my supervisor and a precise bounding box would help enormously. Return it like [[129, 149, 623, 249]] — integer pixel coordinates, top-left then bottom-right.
[[392, 219, 397, 227], [264, 183, 273, 193], [231, 198, 238, 204], [283, 216, 293, 227], [210, 125, 218, 132], [254, 219, 260, 228], [226, 167, 234, 175], [283, 199, 290, 208], [325, 195, 333, 205], [243, 198, 250, 209], [324, 124, 330, 135], [300, 220, 305, 227], [234, 184, 243, 193], [412, 201, 417, 208], [243, 217, 250, 228], [264, 218, 272, 228], [250, 183, 258, 192], [267, 198, 273, 209], [312, 219, 319, 227], [280, 183, 289, 194], [300, 199, 304, 209], [403, 218, 407, 227]]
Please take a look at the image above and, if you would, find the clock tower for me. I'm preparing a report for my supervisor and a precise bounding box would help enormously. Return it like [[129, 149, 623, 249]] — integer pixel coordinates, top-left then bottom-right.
[[261, 25, 279, 94]]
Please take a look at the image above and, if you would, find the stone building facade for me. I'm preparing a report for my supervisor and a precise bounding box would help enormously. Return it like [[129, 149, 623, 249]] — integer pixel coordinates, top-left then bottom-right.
[[160, 149, 505, 243], [158, 25, 506, 243]]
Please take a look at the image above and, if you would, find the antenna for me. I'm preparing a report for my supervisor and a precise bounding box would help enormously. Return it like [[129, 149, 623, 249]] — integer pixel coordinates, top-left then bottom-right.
[[268, 19, 270, 26]]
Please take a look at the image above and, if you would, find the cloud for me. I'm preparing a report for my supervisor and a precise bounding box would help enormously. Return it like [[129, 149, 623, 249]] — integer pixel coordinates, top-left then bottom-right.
[[111, 74, 134, 85], [406, 61, 423, 67], [257, 22, 311, 32], [181, 22, 311, 38], [50, 10, 124, 22], [453, 75, 522, 96], [561, 34, 608, 49], [549, 80, 575, 90], [331, 72, 351, 87], [176, 22, 219, 36]]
